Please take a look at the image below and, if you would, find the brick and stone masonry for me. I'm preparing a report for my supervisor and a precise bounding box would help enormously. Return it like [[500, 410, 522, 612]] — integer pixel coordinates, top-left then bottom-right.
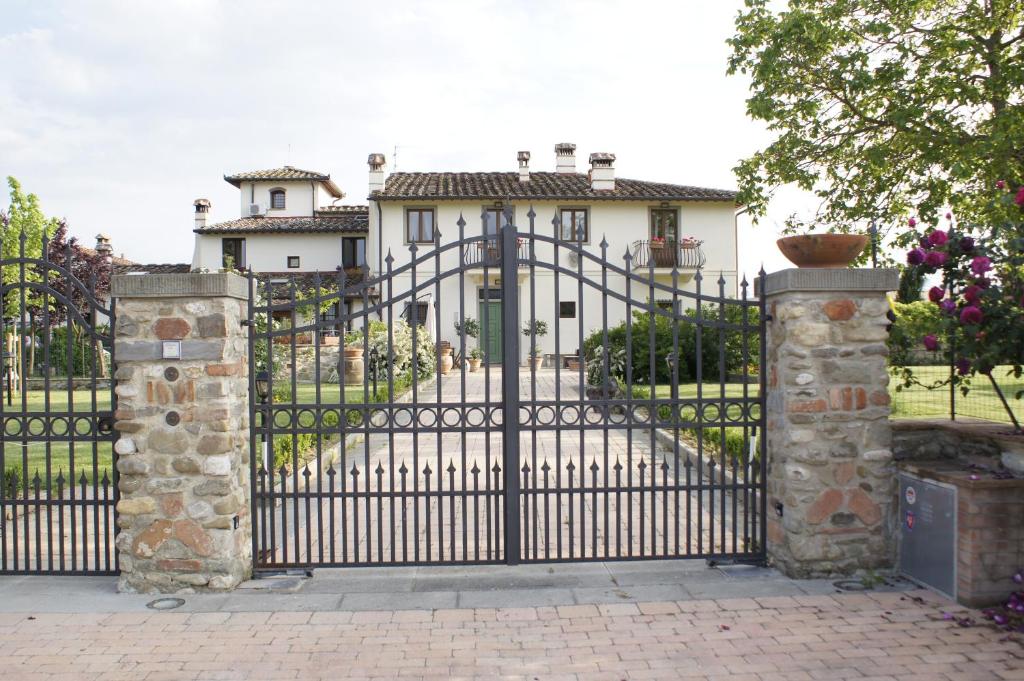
[[759, 268, 900, 577], [111, 273, 251, 592]]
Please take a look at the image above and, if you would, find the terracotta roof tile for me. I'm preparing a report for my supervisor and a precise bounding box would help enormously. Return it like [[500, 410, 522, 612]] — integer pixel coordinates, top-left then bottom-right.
[[196, 211, 369, 235], [224, 166, 329, 183], [374, 172, 737, 203], [224, 166, 343, 198]]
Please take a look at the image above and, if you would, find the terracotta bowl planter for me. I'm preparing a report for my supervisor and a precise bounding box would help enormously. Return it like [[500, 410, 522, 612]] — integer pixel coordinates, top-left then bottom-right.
[[776, 234, 869, 269], [343, 346, 364, 359]]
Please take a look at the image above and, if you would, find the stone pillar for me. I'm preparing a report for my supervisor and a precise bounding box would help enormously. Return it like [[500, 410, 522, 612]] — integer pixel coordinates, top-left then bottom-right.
[[111, 273, 251, 593], [760, 268, 899, 577]]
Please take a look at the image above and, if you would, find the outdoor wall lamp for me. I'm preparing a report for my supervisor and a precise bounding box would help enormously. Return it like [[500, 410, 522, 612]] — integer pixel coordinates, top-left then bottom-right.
[[254, 370, 270, 403]]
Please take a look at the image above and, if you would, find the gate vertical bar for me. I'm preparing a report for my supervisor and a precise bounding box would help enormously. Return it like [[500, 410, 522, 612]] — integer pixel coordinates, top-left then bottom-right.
[[500, 219, 521, 564], [247, 272, 259, 570]]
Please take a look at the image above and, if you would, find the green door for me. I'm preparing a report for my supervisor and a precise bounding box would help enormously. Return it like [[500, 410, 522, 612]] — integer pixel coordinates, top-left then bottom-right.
[[479, 300, 503, 363]]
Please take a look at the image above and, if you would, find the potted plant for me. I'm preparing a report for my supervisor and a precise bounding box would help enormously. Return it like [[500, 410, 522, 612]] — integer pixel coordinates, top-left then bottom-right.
[[522, 319, 548, 370], [454, 316, 481, 372], [585, 346, 626, 401], [467, 347, 484, 372], [439, 341, 454, 375], [343, 330, 363, 359], [775, 215, 869, 268], [650, 235, 666, 249]]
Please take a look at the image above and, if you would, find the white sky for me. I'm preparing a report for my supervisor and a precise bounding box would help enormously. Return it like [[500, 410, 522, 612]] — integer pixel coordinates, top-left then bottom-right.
[[0, 0, 814, 282]]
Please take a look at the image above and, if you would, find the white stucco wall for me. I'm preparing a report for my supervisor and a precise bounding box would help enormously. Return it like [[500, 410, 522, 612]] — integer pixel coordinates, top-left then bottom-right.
[[193, 233, 352, 272], [363, 197, 740, 361], [236, 180, 327, 218]]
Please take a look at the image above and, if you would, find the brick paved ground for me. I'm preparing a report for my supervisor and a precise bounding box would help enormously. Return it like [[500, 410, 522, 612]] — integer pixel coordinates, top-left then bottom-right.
[[1, 590, 1022, 680]]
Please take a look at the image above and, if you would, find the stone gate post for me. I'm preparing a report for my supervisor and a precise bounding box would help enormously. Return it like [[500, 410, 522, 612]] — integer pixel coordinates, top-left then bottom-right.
[[760, 268, 899, 577], [111, 273, 251, 592]]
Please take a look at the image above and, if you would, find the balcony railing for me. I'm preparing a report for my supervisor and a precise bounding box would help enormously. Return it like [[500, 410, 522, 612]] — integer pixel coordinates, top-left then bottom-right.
[[630, 239, 706, 270], [463, 237, 530, 267]]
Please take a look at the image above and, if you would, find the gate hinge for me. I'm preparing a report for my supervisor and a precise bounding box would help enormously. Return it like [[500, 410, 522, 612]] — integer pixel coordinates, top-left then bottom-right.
[[240, 319, 254, 327]]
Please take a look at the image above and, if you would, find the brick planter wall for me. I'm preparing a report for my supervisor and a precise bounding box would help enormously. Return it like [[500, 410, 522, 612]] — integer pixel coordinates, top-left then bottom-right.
[[759, 268, 900, 577], [111, 273, 251, 593]]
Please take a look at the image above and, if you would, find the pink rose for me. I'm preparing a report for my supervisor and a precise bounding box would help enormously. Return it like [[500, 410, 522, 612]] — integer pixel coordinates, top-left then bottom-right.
[[996, 180, 1006, 190], [956, 358, 971, 375], [923, 335, 939, 352], [906, 248, 926, 266], [970, 256, 992, 275], [924, 251, 947, 268], [960, 306, 983, 325], [963, 285, 981, 305], [908, 217, 917, 227], [928, 230, 949, 247], [1016, 186, 1024, 207], [928, 286, 944, 303]]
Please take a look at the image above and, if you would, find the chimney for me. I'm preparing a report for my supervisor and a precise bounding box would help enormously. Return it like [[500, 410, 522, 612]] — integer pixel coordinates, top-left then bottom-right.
[[193, 198, 211, 230], [517, 151, 531, 183], [554, 142, 576, 174], [589, 152, 616, 191], [368, 153, 386, 194], [94, 233, 113, 263]]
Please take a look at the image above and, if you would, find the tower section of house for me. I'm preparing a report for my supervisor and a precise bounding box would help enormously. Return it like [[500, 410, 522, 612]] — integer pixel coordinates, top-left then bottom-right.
[[366, 145, 740, 362], [191, 166, 372, 333]]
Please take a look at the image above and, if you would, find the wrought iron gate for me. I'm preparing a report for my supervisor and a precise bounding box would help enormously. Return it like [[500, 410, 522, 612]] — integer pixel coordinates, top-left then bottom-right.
[[0, 232, 118, 574], [249, 208, 766, 569]]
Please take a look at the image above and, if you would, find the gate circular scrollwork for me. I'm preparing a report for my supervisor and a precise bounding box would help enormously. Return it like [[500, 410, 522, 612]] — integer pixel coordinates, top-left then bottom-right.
[[559, 405, 580, 426], [417, 407, 438, 428], [465, 407, 486, 428], [441, 407, 463, 428]]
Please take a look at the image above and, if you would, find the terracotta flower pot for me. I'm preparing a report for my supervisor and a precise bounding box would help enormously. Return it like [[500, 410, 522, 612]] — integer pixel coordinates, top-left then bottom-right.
[[343, 346, 364, 359], [468, 358, 482, 372], [776, 234, 869, 269], [440, 347, 453, 375]]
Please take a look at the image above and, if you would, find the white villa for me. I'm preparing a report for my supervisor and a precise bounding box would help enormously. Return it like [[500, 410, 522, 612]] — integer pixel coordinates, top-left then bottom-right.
[[191, 145, 741, 363]]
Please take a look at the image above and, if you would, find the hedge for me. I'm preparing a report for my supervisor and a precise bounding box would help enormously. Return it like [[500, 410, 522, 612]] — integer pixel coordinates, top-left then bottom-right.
[[582, 304, 759, 385]]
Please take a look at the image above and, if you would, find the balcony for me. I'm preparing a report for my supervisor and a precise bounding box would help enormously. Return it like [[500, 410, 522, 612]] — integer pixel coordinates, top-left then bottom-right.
[[463, 237, 530, 268], [630, 239, 705, 271]]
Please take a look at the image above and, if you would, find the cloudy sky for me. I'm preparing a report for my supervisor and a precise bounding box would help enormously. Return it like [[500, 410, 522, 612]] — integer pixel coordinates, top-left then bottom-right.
[[1, 0, 810, 280]]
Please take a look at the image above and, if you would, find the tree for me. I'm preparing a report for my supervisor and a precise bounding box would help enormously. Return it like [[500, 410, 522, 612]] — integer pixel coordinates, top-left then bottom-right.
[[1, 177, 58, 317], [728, 1, 1024, 239]]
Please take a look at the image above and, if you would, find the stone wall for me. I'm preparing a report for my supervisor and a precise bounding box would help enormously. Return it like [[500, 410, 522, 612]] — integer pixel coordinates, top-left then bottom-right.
[[893, 419, 1010, 465], [111, 273, 251, 593], [761, 268, 899, 577], [280, 344, 341, 383]]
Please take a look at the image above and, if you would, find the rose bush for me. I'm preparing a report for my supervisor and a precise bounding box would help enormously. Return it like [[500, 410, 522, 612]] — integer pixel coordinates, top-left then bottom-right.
[[896, 184, 1024, 403]]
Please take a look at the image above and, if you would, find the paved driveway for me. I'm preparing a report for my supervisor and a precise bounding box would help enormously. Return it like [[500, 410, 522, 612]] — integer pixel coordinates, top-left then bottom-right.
[[258, 367, 758, 567], [0, 587, 1020, 680]]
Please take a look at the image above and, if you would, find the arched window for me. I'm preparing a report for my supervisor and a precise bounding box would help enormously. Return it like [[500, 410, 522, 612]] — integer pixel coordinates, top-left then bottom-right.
[[269, 188, 286, 210]]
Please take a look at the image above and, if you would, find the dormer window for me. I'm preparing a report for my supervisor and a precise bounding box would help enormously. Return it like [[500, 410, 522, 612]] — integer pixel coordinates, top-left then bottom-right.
[[269, 189, 286, 210]]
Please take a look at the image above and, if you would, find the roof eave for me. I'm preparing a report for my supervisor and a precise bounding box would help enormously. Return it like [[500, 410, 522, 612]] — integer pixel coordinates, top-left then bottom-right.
[[371, 194, 738, 202]]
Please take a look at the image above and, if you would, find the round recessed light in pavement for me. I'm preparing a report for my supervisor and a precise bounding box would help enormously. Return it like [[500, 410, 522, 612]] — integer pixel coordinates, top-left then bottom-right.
[[832, 580, 870, 592], [146, 597, 186, 611]]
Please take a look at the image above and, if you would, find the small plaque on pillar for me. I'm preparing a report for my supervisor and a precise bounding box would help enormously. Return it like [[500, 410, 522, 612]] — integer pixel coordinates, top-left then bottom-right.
[[161, 340, 181, 360]]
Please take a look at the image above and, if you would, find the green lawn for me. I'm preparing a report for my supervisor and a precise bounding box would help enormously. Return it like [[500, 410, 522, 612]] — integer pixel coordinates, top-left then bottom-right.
[[291, 382, 369, 404], [2, 388, 114, 491], [890, 365, 1023, 425]]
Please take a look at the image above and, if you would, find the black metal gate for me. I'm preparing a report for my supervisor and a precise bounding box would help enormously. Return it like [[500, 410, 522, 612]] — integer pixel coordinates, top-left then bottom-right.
[[0, 232, 118, 574], [249, 208, 765, 569]]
